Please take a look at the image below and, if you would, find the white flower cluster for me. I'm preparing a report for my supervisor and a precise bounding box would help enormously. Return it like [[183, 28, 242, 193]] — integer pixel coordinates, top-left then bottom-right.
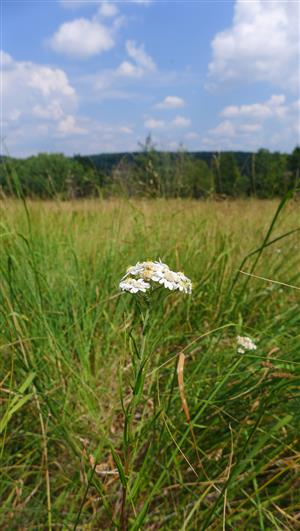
[[237, 335, 257, 354], [119, 260, 192, 294], [119, 277, 150, 294]]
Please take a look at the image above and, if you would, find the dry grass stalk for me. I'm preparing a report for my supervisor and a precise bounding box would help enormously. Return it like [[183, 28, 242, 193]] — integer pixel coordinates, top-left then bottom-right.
[[177, 352, 220, 494], [223, 424, 234, 531], [177, 352, 190, 423]]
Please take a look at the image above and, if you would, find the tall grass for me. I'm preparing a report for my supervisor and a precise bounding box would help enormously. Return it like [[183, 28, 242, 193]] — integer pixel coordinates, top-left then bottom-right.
[[0, 198, 299, 529]]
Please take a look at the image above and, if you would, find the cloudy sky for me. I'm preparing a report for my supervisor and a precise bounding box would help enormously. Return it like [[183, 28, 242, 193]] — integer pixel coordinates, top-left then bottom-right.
[[2, 0, 299, 157]]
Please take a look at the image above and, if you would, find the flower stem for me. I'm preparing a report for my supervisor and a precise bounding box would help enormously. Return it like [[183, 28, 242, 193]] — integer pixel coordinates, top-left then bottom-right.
[[119, 301, 151, 528]]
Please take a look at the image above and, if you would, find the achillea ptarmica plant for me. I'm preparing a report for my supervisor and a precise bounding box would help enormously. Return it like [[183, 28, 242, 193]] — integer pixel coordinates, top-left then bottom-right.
[[119, 260, 192, 294], [117, 259, 192, 528]]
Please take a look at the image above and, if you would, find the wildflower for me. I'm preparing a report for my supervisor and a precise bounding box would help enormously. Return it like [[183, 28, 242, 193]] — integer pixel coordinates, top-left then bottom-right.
[[177, 272, 193, 294], [237, 335, 257, 354], [120, 260, 192, 294], [123, 261, 166, 281], [119, 277, 150, 293], [156, 269, 180, 290], [153, 269, 192, 294]]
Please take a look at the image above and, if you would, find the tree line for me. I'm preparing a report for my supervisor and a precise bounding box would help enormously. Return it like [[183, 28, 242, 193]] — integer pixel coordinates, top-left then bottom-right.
[[1, 139, 299, 199]]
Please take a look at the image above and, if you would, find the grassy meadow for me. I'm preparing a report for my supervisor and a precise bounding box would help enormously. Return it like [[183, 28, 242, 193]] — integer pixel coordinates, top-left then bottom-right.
[[0, 198, 300, 529]]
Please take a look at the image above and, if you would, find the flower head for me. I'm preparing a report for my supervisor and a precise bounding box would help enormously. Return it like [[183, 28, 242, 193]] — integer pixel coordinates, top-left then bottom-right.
[[120, 260, 192, 294], [123, 261, 166, 280], [119, 277, 150, 294], [237, 335, 257, 354]]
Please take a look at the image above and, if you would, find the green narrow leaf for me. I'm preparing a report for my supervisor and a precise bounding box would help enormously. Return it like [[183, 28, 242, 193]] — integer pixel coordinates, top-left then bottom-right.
[[18, 371, 36, 394], [0, 393, 34, 434], [0, 372, 36, 434], [110, 446, 127, 487]]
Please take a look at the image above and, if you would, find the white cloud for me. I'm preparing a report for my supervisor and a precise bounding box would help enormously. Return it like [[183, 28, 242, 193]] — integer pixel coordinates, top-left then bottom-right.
[[208, 0, 299, 91], [1, 50, 13, 66], [32, 101, 65, 120], [9, 109, 21, 121], [144, 118, 166, 129], [130, 0, 152, 4], [4, 99, 138, 157], [28, 67, 75, 97], [239, 123, 262, 134], [115, 40, 156, 78], [144, 115, 191, 131], [1, 52, 140, 156], [98, 2, 118, 17], [221, 94, 287, 120], [96, 40, 156, 88], [116, 60, 143, 78], [208, 119, 262, 141], [59, 0, 91, 8], [49, 17, 115, 58], [185, 132, 199, 140], [57, 115, 87, 135], [119, 126, 133, 134], [172, 116, 191, 128], [2, 51, 76, 121], [126, 40, 156, 72], [155, 96, 186, 109], [209, 120, 236, 138], [51, 118, 138, 155], [205, 93, 299, 151], [60, 0, 152, 7], [1, 51, 84, 154]]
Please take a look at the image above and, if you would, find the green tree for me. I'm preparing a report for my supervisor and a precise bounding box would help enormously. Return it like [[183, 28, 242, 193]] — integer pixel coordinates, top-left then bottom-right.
[[212, 152, 241, 196], [182, 158, 214, 198], [134, 135, 161, 197], [254, 149, 288, 197], [288, 146, 300, 191], [0, 153, 94, 199]]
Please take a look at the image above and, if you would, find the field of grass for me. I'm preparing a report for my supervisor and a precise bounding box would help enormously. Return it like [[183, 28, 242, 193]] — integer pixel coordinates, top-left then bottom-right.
[[0, 198, 299, 530]]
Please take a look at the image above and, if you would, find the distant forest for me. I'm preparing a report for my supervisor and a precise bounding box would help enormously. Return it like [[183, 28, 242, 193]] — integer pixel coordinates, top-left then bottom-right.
[[1, 138, 299, 199]]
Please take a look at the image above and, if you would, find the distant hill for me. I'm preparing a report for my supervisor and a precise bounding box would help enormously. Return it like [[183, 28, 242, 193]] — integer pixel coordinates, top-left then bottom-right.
[[1, 147, 298, 199], [74, 151, 253, 175]]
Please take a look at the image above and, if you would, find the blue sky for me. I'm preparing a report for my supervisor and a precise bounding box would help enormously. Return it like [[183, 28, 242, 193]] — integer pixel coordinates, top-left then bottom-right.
[[2, 0, 299, 157]]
